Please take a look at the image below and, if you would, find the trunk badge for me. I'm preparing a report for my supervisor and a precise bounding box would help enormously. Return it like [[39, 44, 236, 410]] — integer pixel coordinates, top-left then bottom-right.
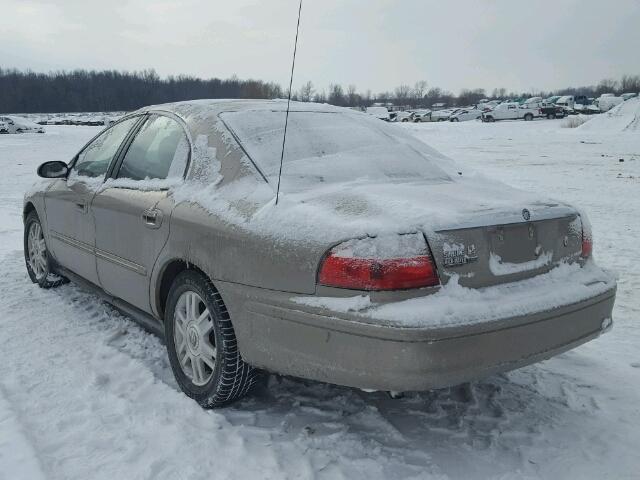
[[522, 208, 531, 221]]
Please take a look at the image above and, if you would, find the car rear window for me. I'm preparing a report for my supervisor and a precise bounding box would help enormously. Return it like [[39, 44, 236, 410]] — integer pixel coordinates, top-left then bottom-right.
[[220, 110, 450, 192]]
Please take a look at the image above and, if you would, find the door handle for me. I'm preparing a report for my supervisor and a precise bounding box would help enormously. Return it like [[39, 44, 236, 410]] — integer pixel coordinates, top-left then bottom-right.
[[75, 201, 88, 213], [141, 208, 163, 229]]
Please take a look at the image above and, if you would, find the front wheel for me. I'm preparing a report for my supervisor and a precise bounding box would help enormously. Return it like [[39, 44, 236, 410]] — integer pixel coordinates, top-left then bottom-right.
[[24, 211, 66, 288], [165, 270, 259, 408], [524, 113, 533, 121]]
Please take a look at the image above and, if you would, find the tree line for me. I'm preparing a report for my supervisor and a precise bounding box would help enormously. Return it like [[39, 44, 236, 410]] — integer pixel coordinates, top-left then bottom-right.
[[1, 67, 639, 113], [0, 68, 282, 113]]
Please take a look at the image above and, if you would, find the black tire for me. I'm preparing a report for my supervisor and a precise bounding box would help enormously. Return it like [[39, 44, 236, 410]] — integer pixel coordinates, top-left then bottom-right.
[[24, 211, 67, 288], [524, 113, 534, 121], [401, 118, 408, 122], [485, 116, 495, 122], [451, 117, 459, 122], [165, 270, 259, 408], [547, 113, 554, 119]]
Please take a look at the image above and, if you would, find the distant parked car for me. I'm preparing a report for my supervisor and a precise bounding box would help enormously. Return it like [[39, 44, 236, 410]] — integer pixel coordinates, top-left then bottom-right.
[[539, 103, 566, 119], [621, 93, 638, 101], [0, 119, 8, 134], [365, 106, 391, 121], [431, 109, 458, 122], [0, 116, 46, 134], [411, 109, 432, 122], [543, 96, 561, 105], [597, 96, 624, 112], [481, 103, 539, 122], [394, 111, 415, 122], [522, 97, 544, 109], [449, 108, 482, 122]]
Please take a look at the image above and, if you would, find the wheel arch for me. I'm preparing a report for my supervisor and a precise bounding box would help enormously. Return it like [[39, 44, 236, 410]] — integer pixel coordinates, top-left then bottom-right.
[[154, 258, 212, 321], [23, 201, 37, 221]]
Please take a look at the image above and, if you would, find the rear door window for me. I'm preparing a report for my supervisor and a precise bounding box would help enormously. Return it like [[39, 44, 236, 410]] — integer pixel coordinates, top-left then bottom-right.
[[116, 115, 189, 181]]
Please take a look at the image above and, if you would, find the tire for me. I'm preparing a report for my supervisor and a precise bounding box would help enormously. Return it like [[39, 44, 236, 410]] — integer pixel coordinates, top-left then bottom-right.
[[24, 211, 66, 288], [485, 116, 495, 122], [524, 113, 533, 121], [547, 113, 554, 119], [414, 118, 422, 123], [165, 270, 259, 408], [401, 118, 408, 122], [451, 117, 459, 122]]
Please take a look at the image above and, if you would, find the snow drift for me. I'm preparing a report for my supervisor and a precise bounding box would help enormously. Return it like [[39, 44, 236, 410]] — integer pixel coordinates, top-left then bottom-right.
[[578, 98, 640, 133]]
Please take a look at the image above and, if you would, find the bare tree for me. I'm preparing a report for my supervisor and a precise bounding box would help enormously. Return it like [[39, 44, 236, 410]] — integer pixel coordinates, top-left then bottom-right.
[[413, 80, 428, 105], [394, 84, 412, 106], [313, 89, 326, 103], [346, 84, 358, 106], [299, 81, 314, 102], [328, 84, 345, 106]]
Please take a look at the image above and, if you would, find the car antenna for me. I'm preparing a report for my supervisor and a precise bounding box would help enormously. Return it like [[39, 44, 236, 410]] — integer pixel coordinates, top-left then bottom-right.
[[275, 0, 303, 205]]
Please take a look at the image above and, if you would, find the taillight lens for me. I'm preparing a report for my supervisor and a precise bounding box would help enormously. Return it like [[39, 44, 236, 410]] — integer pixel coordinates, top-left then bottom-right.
[[581, 215, 593, 258], [318, 234, 440, 290]]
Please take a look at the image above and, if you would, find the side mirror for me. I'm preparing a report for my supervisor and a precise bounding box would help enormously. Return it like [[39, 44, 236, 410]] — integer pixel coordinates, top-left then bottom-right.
[[37, 161, 69, 178]]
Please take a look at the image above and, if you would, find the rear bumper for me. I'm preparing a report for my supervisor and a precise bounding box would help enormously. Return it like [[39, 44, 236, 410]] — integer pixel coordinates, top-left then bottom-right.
[[219, 280, 616, 392]]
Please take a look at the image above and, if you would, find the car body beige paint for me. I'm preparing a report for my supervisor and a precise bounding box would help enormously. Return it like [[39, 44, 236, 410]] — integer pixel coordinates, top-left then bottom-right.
[[25, 100, 616, 392]]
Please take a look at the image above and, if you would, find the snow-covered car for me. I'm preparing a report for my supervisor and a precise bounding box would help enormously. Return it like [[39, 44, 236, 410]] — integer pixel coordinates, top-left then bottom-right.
[[431, 109, 458, 121], [24, 100, 616, 407], [411, 109, 432, 122], [522, 97, 544, 109], [0, 116, 46, 134], [621, 93, 637, 101], [449, 108, 482, 122], [0, 119, 8, 134], [481, 103, 539, 122], [365, 106, 390, 121], [393, 111, 415, 122], [597, 96, 624, 112]]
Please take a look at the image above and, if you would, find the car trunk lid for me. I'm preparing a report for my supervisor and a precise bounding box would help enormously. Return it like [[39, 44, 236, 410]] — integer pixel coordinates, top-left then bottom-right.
[[426, 210, 582, 288]]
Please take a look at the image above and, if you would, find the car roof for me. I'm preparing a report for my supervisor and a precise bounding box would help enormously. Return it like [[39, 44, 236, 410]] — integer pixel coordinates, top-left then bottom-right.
[[135, 99, 347, 119]]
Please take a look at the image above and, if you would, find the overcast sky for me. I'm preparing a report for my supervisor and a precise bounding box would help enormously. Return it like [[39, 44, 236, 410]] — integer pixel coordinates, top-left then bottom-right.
[[1, 0, 639, 94]]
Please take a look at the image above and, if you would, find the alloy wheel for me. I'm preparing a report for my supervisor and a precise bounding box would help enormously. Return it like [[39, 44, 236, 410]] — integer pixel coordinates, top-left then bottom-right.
[[173, 290, 217, 386], [27, 222, 47, 281]]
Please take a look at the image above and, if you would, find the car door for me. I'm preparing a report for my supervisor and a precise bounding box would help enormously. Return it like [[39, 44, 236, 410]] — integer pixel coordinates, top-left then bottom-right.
[[91, 113, 190, 313], [44, 116, 141, 285]]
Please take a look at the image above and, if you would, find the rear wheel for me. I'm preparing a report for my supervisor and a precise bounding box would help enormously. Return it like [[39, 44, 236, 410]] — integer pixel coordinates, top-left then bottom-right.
[[24, 211, 66, 288], [165, 270, 259, 408], [451, 117, 459, 122], [524, 113, 534, 121], [547, 113, 554, 119]]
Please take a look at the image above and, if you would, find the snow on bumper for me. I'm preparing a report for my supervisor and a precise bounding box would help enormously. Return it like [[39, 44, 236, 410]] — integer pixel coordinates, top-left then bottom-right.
[[223, 262, 616, 392]]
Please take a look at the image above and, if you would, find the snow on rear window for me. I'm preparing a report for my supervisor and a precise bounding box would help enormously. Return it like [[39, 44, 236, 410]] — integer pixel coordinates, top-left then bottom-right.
[[220, 110, 450, 192]]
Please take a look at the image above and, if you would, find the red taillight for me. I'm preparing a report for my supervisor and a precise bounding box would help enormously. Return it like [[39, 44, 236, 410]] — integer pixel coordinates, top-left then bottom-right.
[[581, 216, 593, 258], [319, 253, 439, 290], [581, 230, 593, 258]]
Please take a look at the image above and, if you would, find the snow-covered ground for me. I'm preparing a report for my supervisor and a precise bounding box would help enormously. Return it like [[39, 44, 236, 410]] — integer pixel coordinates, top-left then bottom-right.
[[0, 119, 638, 480]]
